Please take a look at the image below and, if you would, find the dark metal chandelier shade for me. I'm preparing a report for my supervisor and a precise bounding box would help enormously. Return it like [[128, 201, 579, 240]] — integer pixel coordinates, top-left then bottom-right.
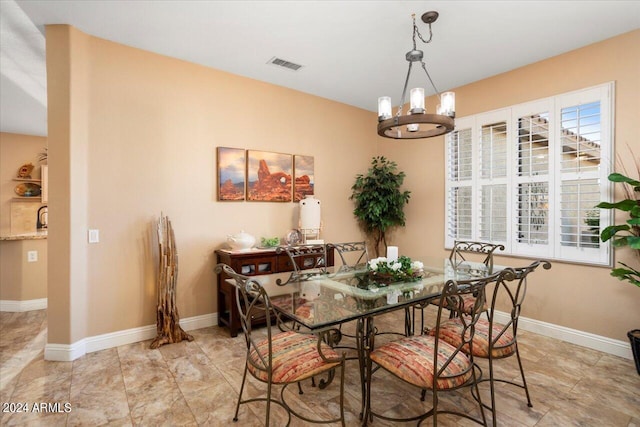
[[377, 12, 455, 140]]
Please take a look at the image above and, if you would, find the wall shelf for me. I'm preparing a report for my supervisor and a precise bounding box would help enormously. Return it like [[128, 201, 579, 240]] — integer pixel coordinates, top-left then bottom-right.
[[13, 178, 42, 182], [12, 197, 42, 202], [12, 165, 47, 203]]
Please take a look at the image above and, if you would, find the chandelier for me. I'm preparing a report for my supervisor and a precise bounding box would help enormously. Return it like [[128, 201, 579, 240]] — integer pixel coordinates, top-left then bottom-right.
[[377, 12, 455, 139]]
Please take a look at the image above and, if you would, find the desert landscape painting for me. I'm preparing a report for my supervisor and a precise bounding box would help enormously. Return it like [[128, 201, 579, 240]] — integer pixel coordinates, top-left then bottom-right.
[[293, 155, 314, 202], [217, 147, 246, 201], [247, 150, 292, 202]]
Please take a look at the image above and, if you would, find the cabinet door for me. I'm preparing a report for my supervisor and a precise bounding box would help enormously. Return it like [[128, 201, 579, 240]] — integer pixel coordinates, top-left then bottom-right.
[[238, 256, 277, 276]]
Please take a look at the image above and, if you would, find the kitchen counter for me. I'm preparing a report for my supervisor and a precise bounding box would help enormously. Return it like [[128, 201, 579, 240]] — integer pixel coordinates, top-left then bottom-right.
[[0, 230, 48, 241]]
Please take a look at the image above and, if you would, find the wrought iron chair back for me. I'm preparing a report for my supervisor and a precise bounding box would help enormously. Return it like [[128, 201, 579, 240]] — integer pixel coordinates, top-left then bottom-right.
[[214, 263, 346, 426], [480, 259, 552, 425], [368, 270, 505, 426], [431, 272, 496, 387], [326, 241, 368, 271], [449, 240, 505, 273], [435, 259, 551, 426], [275, 244, 328, 285], [412, 241, 505, 334], [216, 264, 275, 369]]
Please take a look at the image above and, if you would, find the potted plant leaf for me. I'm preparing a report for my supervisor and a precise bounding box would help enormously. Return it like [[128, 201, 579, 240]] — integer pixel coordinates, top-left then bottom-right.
[[350, 156, 411, 257], [596, 158, 640, 375]]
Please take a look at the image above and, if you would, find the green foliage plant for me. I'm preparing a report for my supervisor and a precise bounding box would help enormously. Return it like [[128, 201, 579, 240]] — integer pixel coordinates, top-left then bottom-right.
[[596, 168, 640, 287], [350, 156, 411, 257], [260, 237, 280, 248]]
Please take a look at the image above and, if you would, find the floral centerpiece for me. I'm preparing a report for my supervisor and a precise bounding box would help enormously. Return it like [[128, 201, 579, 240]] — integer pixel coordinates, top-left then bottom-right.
[[367, 255, 424, 284]]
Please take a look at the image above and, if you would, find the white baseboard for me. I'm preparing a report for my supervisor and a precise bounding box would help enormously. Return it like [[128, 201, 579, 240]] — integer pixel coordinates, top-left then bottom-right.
[[44, 340, 86, 362], [0, 298, 47, 312], [44, 312, 218, 362], [43, 310, 632, 362], [494, 311, 633, 360]]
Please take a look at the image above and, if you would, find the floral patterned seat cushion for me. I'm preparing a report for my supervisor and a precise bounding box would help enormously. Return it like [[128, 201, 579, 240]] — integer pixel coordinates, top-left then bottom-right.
[[434, 318, 516, 358], [249, 331, 340, 384], [370, 336, 473, 390], [429, 294, 487, 314], [460, 294, 487, 314]]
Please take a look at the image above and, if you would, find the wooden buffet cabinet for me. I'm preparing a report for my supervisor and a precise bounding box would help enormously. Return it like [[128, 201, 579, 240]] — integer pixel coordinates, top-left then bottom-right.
[[215, 247, 334, 337]]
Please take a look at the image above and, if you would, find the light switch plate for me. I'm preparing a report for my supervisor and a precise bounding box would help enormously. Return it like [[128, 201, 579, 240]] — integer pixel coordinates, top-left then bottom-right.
[[88, 229, 100, 243]]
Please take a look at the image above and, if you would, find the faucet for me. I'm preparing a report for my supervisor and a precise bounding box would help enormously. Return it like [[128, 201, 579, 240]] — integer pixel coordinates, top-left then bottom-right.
[[37, 205, 48, 229]]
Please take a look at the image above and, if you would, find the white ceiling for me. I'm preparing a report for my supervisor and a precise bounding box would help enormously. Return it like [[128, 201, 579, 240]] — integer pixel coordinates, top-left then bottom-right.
[[1, 0, 639, 137]]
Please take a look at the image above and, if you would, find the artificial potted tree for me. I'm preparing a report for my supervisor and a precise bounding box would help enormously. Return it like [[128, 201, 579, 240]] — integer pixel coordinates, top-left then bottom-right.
[[350, 156, 411, 257], [596, 167, 640, 375]]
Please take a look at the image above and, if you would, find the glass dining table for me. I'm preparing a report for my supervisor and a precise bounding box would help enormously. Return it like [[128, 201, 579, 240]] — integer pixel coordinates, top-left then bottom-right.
[[245, 255, 500, 423]]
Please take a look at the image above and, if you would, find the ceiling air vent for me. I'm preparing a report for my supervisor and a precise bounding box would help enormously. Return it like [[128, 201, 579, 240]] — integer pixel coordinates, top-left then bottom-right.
[[267, 57, 303, 71]]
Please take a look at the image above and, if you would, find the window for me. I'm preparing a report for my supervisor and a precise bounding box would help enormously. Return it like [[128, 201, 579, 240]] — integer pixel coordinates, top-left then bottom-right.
[[445, 82, 613, 265]]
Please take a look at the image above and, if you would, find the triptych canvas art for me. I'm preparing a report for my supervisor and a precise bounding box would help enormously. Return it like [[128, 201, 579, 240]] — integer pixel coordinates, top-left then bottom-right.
[[217, 147, 314, 202]]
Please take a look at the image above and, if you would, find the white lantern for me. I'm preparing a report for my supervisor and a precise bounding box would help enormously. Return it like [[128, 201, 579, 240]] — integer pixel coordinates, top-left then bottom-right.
[[299, 195, 322, 243]]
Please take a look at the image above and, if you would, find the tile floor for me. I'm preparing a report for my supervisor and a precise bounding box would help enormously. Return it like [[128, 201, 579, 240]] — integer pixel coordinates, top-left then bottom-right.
[[1, 309, 639, 426]]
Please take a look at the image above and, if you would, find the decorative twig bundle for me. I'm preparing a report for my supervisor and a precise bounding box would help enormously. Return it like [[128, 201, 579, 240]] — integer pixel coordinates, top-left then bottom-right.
[[150, 213, 194, 349]]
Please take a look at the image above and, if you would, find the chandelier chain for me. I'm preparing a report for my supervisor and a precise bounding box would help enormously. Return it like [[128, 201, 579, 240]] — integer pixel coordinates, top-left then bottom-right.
[[412, 15, 434, 48]]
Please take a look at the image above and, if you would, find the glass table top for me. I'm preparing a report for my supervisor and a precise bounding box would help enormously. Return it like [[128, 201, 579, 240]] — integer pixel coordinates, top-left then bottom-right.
[[249, 256, 498, 330]]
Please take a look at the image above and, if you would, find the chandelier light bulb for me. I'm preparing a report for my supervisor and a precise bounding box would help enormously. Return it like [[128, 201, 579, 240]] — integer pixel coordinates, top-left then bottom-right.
[[407, 123, 419, 132], [409, 88, 425, 114], [441, 92, 456, 117], [378, 96, 392, 121]]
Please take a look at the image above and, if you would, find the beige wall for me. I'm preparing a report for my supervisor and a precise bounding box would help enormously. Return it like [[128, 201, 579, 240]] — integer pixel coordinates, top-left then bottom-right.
[[46, 25, 376, 344], [0, 132, 47, 234], [45, 23, 639, 348], [0, 239, 47, 301], [380, 30, 640, 341]]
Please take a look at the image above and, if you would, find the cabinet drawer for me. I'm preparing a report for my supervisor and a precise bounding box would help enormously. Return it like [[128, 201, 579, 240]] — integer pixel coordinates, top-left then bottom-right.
[[277, 255, 295, 272], [277, 253, 325, 272], [238, 256, 276, 276]]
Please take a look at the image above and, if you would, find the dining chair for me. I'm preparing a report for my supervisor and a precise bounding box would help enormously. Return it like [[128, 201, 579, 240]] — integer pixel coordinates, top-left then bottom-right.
[[447, 240, 506, 316], [366, 270, 506, 426], [434, 259, 552, 426], [326, 241, 369, 271], [325, 241, 371, 346], [449, 240, 506, 273], [412, 240, 506, 334], [214, 263, 346, 426], [275, 244, 328, 285]]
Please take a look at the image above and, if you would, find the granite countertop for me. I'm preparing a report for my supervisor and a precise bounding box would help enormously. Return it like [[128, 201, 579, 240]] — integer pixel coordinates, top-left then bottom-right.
[[0, 230, 48, 241]]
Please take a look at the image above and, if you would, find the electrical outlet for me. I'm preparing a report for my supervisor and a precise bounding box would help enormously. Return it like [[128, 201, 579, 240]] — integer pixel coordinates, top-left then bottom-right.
[[88, 229, 100, 243], [27, 250, 38, 262]]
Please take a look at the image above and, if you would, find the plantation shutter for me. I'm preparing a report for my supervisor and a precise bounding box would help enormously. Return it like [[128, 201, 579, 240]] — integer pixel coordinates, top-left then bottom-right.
[[512, 100, 553, 257], [478, 112, 509, 244], [555, 85, 611, 264], [446, 121, 473, 243], [444, 82, 612, 266]]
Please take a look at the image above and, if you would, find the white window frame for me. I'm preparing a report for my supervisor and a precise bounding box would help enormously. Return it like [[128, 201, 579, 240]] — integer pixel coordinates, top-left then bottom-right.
[[445, 82, 614, 266]]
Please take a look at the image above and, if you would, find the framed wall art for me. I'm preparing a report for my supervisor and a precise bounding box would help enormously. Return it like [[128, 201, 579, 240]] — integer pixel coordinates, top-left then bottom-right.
[[247, 150, 292, 202], [217, 147, 246, 201], [293, 155, 314, 202]]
